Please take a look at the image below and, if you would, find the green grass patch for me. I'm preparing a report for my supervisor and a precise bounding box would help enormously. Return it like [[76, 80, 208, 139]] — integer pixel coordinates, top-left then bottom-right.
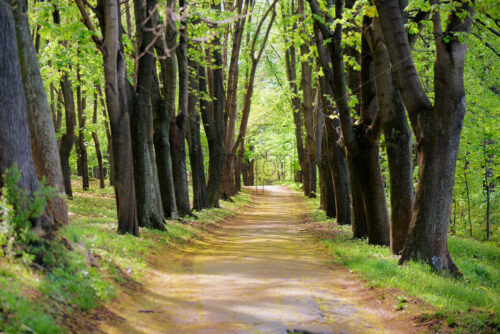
[[301, 193, 500, 333], [1, 178, 251, 332]]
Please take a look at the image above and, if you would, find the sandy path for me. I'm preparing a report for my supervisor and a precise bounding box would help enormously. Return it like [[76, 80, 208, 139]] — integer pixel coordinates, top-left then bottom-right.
[[98, 186, 418, 334]]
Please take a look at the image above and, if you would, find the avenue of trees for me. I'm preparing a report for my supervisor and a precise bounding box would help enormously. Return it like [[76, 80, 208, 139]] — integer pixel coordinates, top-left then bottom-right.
[[0, 0, 497, 275]]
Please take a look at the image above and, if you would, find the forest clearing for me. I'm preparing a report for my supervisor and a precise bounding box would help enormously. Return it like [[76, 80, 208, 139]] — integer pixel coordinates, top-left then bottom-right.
[[0, 0, 498, 332]]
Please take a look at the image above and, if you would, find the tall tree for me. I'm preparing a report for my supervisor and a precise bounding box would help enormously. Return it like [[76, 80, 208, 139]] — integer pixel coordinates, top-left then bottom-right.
[[221, 0, 249, 197], [309, 0, 389, 245], [374, 0, 474, 273], [132, 0, 166, 229], [151, 10, 179, 219], [298, 0, 317, 198], [221, 0, 278, 198], [76, 0, 139, 235], [0, 0, 57, 238], [170, 0, 193, 216], [92, 93, 105, 189], [318, 74, 351, 225], [187, 56, 210, 211], [76, 68, 89, 190], [201, 1, 226, 208], [59, 75, 76, 199], [362, 16, 414, 254], [12, 0, 67, 225]]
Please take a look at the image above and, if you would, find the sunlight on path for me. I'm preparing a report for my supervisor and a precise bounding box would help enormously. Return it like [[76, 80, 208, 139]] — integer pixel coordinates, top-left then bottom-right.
[[98, 186, 413, 334]]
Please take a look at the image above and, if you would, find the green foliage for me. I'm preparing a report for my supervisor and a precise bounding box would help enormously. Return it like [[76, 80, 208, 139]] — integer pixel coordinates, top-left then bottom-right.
[[302, 194, 500, 333], [0, 164, 58, 260]]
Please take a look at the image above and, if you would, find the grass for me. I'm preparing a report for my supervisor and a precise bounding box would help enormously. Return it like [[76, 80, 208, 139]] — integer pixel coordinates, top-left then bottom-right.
[[0, 177, 251, 333], [300, 193, 500, 333]]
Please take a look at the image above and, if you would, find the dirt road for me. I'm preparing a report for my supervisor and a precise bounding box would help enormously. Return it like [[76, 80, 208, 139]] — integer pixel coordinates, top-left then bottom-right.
[[97, 186, 418, 334]]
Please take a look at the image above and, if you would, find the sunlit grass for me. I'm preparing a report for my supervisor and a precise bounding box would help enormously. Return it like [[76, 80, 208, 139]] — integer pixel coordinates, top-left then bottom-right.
[[300, 192, 500, 333], [1, 177, 251, 332]]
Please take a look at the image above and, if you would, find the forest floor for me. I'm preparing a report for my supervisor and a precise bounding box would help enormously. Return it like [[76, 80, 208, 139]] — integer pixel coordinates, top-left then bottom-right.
[[76, 186, 431, 334]]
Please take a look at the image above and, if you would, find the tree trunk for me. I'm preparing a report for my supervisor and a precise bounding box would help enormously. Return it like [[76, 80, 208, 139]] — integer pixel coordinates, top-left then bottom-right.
[[76, 77, 89, 190], [131, 0, 165, 229], [320, 136, 336, 217], [59, 75, 75, 199], [201, 31, 225, 208], [92, 94, 105, 189], [170, 0, 192, 217], [368, 18, 414, 254], [222, 0, 249, 198], [96, 85, 113, 186], [242, 145, 254, 186], [13, 0, 67, 226], [187, 58, 209, 211], [235, 141, 244, 192], [309, 2, 389, 245], [98, 0, 138, 235], [0, 1, 56, 238], [151, 65, 178, 219], [151, 7, 179, 219], [318, 76, 351, 225], [375, 0, 473, 273]]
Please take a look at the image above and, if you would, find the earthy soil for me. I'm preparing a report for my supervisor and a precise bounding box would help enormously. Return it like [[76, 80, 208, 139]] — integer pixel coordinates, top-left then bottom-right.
[[83, 186, 430, 333]]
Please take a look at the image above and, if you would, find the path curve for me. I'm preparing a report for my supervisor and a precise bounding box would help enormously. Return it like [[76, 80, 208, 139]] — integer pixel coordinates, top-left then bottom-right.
[[98, 186, 418, 334]]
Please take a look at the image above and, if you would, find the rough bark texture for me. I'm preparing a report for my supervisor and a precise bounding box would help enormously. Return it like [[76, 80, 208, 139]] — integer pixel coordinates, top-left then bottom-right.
[[309, 0, 389, 245], [76, 75, 89, 190], [59, 75, 75, 199], [284, 41, 306, 194], [299, 0, 317, 198], [152, 12, 179, 219], [151, 65, 178, 219], [201, 10, 226, 207], [367, 18, 414, 254], [98, 0, 138, 235], [132, 0, 165, 229], [374, 0, 474, 273], [13, 0, 67, 226], [92, 94, 105, 189], [96, 85, 113, 186], [170, 0, 192, 217], [318, 76, 351, 224], [222, 0, 249, 198], [0, 1, 56, 238], [187, 58, 209, 211]]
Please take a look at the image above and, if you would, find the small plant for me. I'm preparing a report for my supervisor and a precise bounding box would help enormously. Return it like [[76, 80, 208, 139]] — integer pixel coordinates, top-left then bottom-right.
[[0, 164, 57, 260]]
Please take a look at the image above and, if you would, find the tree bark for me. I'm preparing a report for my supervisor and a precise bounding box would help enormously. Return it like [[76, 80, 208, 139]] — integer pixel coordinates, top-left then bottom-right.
[[92, 93, 105, 189], [365, 18, 414, 254], [97, 0, 138, 235], [13, 0, 67, 226], [76, 74, 89, 190], [132, 0, 165, 229], [375, 0, 474, 273], [96, 85, 113, 186], [309, 0, 389, 245], [0, 1, 56, 238], [59, 75, 75, 199], [170, 0, 192, 217], [222, 1, 278, 199], [187, 57, 209, 211], [151, 10, 179, 219], [222, 0, 249, 198], [201, 7, 226, 207]]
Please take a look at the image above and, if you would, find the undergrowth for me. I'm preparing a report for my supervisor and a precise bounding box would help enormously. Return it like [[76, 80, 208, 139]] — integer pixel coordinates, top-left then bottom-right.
[[0, 174, 250, 333], [300, 192, 499, 333]]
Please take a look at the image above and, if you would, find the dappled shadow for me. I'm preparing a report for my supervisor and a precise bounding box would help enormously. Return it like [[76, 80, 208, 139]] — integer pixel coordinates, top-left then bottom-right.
[[96, 186, 417, 334]]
